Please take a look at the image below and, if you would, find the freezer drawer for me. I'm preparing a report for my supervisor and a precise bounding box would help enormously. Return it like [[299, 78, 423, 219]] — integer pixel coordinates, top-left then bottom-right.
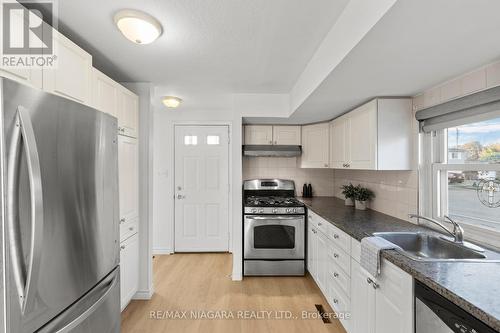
[[37, 267, 121, 333]]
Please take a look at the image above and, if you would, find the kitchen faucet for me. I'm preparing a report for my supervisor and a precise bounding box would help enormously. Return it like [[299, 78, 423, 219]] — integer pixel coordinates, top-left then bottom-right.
[[408, 214, 464, 244]]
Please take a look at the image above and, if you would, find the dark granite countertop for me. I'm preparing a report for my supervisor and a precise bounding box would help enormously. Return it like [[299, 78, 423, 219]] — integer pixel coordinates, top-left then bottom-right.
[[299, 196, 500, 332]]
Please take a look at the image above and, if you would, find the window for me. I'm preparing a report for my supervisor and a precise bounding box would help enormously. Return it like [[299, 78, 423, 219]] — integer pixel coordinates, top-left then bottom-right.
[[184, 135, 198, 145], [206, 135, 220, 145], [422, 116, 500, 238]]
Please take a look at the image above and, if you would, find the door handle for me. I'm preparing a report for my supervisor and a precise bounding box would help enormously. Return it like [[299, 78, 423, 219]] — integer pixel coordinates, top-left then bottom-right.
[[246, 215, 303, 220], [7, 106, 44, 313]]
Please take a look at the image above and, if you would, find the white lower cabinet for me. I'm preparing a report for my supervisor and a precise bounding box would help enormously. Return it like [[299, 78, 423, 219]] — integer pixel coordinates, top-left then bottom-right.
[[350, 258, 376, 333], [350, 250, 414, 333], [120, 232, 139, 311], [307, 210, 414, 333]]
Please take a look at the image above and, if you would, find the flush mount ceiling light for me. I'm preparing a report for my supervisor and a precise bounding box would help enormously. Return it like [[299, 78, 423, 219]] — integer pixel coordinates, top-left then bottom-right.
[[162, 96, 182, 108], [114, 9, 163, 44]]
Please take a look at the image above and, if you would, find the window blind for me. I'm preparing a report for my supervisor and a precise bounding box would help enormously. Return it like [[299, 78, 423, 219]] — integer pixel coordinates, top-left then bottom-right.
[[416, 85, 500, 132]]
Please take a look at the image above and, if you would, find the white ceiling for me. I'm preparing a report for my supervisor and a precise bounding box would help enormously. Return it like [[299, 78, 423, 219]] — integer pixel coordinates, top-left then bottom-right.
[[247, 0, 500, 124], [56, 0, 349, 93]]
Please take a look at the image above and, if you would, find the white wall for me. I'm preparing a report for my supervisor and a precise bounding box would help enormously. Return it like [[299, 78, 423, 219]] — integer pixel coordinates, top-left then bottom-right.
[[233, 93, 289, 118], [243, 157, 335, 196], [152, 91, 243, 279]]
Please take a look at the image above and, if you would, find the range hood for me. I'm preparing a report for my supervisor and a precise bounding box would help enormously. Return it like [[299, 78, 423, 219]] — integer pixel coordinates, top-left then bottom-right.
[[243, 145, 302, 157]]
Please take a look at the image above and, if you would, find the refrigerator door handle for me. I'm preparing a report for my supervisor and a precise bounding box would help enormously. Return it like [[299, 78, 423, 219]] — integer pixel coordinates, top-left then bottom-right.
[[6, 106, 44, 313], [37, 269, 119, 333]]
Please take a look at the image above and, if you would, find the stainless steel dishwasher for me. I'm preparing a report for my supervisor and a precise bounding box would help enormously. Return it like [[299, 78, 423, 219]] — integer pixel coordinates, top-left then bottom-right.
[[415, 280, 496, 333]]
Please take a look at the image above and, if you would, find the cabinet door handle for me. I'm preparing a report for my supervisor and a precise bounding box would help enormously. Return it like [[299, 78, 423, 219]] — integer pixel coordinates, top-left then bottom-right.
[[269, 140, 273, 144], [333, 272, 339, 278], [129, 227, 134, 231], [333, 253, 339, 258], [274, 141, 277, 144], [120, 245, 125, 250], [120, 218, 125, 224], [324, 163, 328, 167], [333, 234, 339, 239], [372, 282, 379, 290], [333, 299, 339, 304], [317, 222, 322, 226], [367, 277, 373, 285]]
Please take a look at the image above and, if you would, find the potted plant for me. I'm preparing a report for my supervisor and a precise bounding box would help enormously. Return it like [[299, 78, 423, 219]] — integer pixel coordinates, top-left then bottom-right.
[[340, 183, 356, 206], [353, 185, 375, 210]]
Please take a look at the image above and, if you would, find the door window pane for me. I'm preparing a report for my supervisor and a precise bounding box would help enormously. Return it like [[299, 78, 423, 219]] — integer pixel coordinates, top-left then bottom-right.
[[207, 135, 220, 145], [184, 135, 198, 145], [254, 225, 295, 249], [447, 117, 500, 164]]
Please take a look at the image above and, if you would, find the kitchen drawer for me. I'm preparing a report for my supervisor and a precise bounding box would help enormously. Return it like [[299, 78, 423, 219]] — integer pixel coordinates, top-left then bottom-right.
[[328, 277, 351, 316], [351, 239, 361, 263], [328, 243, 351, 276], [308, 211, 328, 235], [329, 261, 350, 297], [120, 217, 138, 242], [327, 224, 351, 255]]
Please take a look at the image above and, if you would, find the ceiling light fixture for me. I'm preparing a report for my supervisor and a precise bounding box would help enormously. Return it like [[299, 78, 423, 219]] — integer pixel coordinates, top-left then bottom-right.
[[114, 9, 163, 44], [162, 96, 183, 108]]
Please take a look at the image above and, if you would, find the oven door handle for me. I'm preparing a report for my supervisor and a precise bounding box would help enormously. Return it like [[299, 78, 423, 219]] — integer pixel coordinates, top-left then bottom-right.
[[245, 216, 303, 220]]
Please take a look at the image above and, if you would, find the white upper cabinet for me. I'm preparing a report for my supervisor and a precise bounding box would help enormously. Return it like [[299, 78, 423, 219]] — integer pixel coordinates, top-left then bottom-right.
[[329, 116, 348, 169], [244, 125, 301, 145], [117, 87, 139, 138], [43, 30, 92, 105], [0, 65, 42, 89], [118, 135, 139, 224], [272, 126, 301, 145], [0, 9, 43, 89], [244, 125, 274, 145], [91, 70, 139, 138], [91, 68, 118, 118], [300, 123, 330, 168], [348, 100, 378, 169], [329, 98, 412, 170]]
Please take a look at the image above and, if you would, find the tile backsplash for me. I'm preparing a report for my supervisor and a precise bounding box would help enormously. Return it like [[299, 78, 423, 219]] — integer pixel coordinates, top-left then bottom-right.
[[243, 157, 419, 222], [242, 157, 335, 196], [333, 169, 418, 222]]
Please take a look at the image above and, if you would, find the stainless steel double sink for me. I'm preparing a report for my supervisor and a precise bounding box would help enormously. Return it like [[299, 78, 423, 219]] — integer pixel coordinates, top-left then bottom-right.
[[373, 232, 500, 262]]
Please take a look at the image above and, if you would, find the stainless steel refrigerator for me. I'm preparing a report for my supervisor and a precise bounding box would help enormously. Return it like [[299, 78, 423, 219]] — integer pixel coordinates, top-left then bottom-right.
[[0, 78, 120, 333]]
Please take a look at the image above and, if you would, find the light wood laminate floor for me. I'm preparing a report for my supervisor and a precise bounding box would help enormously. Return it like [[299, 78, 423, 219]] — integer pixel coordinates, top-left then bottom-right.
[[121, 253, 347, 333]]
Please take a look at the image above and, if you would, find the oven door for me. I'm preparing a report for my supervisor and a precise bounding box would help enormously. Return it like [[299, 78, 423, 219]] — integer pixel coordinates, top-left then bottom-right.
[[244, 215, 305, 259]]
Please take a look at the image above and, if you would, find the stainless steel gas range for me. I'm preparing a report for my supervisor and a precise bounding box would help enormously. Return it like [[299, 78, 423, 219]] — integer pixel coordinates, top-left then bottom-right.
[[243, 179, 306, 276]]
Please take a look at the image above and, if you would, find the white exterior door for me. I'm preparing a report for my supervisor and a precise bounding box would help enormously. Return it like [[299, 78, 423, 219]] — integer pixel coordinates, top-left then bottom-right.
[[174, 125, 230, 252]]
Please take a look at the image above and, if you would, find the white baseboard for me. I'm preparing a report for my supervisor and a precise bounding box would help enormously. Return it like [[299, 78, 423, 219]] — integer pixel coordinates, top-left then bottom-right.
[[133, 289, 154, 300], [153, 247, 173, 255]]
